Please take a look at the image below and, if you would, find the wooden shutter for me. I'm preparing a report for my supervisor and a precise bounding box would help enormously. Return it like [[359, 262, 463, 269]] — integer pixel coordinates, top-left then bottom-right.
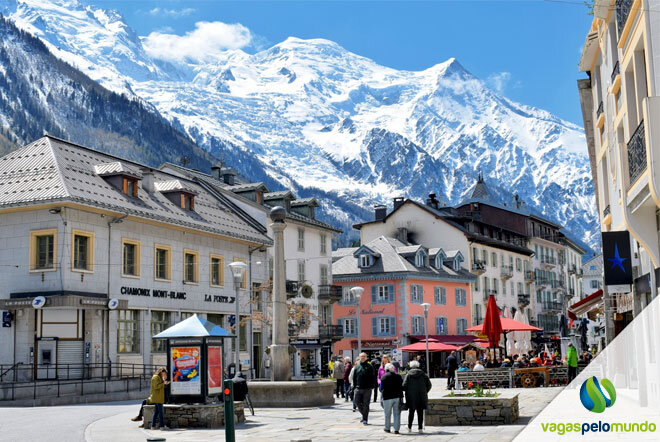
[[419, 285, 424, 302], [189, 195, 194, 211], [371, 285, 377, 303], [387, 284, 395, 302], [122, 177, 128, 194], [389, 316, 396, 335], [132, 179, 138, 197], [372, 317, 378, 336]]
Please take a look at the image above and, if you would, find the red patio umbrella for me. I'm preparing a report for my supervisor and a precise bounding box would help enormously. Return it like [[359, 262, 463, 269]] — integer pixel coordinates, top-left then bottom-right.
[[481, 295, 503, 348], [466, 317, 542, 333], [399, 341, 458, 352]]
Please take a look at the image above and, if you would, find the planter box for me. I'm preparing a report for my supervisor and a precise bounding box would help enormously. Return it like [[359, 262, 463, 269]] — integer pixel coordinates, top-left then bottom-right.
[[426, 391, 519, 426], [143, 403, 245, 429]]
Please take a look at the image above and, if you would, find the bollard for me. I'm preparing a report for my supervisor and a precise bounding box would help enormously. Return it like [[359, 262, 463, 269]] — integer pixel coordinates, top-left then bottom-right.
[[223, 379, 235, 442]]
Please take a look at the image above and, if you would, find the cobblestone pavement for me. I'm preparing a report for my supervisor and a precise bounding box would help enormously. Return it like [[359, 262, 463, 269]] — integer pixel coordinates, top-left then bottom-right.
[[83, 379, 562, 442]]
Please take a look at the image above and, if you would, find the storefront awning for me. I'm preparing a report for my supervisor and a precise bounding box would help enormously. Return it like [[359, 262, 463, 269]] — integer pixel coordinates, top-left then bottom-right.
[[409, 335, 479, 346], [0, 291, 127, 310], [568, 289, 603, 319]]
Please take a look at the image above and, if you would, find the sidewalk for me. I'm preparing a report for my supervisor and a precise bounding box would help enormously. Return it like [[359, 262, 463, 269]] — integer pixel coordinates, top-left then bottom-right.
[[84, 380, 562, 442]]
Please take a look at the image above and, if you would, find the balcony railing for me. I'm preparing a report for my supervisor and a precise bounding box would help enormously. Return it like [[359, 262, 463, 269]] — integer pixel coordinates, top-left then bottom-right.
[[525, 271, 535, 282], [485, 289, 498, 297], [518, 293, 530, 306], [596, 101, 604, 119], [318, 285, 342, 304], [628, 120, 647, 185], [501, 265, 513, 279], [611, 60, 620, 84], [535, 277, 550, 288], [542, 301, 563, 312], [541, 256, 556, 266], [319, 325, 343, 341], [568, 264, 577, 275], [603, 204, 611, 218], [472, 260, 486, 274], [616, 0, 633, 37]]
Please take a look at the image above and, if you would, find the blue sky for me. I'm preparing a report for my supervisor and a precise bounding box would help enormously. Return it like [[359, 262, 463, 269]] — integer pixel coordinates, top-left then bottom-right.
[[93, 0, 593, 125]]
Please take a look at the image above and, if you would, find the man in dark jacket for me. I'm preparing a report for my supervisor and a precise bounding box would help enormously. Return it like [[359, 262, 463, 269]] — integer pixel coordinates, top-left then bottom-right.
[[446, 351, 458, 390], [380, 363, 404, 433], [353, 352, 377, 425], [403, 360, 432, 433], [371, 357, 380, 402], [343, 357, 352, 401]]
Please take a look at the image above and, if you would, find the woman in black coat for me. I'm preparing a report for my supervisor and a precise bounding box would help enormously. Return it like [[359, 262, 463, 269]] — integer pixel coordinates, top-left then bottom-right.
[[402, 360, 432, 433]]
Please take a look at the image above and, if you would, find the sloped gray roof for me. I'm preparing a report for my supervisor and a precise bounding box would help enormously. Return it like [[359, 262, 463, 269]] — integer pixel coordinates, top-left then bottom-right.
[[333, 247, 359, 259], [264, 190, 294, 200], [291, 197, 319, 207], [155, 179, 198, 194], [226, 182, 269, 193], [333, 236, 475, 281], [0, 137, 272, 246], [94, 161, 142, 178]]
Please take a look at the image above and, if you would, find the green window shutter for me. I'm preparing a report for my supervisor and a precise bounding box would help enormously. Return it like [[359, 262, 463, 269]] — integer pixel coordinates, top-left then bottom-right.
[[372, 317, 378, 336], [390, 316, 396, 335], [387, 284, 395, 302], [371, 285, 377, 303]]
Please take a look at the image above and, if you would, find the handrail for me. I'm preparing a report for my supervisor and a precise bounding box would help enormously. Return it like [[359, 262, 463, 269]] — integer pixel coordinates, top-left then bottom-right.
[[0, 362, 22, 380]]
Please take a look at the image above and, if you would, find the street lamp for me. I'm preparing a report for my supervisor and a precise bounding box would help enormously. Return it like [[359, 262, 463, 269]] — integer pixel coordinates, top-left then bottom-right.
[[350, 286, 364, 356], [229, 261, 248, 373], [421, 302, 431, 377]]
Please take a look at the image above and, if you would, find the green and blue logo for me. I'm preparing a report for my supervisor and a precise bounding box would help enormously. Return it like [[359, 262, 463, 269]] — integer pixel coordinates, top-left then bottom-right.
[[579, 376, 616, 413]]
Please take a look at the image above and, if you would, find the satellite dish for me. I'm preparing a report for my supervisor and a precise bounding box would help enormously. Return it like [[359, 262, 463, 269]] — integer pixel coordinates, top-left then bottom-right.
[[300, 284, 313, 299]]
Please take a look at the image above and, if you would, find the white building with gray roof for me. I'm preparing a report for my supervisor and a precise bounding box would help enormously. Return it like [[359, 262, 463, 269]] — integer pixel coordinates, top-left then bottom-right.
[[0, 136, 271, 380]]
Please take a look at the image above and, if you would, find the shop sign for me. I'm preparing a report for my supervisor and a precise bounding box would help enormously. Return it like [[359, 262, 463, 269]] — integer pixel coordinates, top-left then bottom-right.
[[351, 339, 395, 349], [80, 299, 106, 306], [290, 338, 320, 345], [347, 308, 385, 315], [204, 294, 235, 304], [3, 299, 33, 307], [120, 286, 186, 300]]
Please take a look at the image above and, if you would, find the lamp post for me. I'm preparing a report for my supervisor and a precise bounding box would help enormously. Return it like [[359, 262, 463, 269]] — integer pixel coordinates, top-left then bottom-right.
[[350, 287, 364, 356], [229, 261, 248, 373], [421, 302, 431, 377]]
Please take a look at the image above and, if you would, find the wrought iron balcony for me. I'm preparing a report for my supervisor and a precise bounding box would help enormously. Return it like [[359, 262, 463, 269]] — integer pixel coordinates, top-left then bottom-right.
[[541, 256, 556, 267], [616, 0, 633, 37], [611, 61, 620, 84], [472, 260, 486, 275], [568, 264, 577, 275], [319, 324, 343, 341], [535, 277, 550, 288], [518, 293, 530, 306], [596, 101, 604, 119], [525, 271, 535, 282], [318, 285, 342, 304], [500, 265, 513, 280], [628, 120, 647, 185], [603, 204, 611, 218], [542, 301, 563, 312], [551, 280, 565, 292]]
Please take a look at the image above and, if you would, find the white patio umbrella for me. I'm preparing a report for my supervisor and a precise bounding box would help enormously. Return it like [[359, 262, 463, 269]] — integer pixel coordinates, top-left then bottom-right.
[[504, 308, 515, 355], [513, 310, 532, 354]]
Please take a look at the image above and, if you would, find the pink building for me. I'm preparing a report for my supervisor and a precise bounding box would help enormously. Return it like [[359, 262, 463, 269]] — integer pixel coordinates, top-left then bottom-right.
[[331, 236, 475, 366]]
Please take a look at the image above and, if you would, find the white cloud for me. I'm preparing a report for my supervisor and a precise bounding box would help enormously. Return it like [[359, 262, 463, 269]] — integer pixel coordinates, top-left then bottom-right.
[[142, 21, 253, 63], [486, 71, 512, 93], [149, 7, 196, 18]]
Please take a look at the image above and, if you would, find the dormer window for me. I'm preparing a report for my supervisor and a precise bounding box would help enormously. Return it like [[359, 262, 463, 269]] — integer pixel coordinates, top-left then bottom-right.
[[360, 254, 372, 267], [123, 177, 139, 197], [181, 193, 195, 211], [155, 180, 198, 212], [434, 254, 444, 269], [415, 251, 426, 267]]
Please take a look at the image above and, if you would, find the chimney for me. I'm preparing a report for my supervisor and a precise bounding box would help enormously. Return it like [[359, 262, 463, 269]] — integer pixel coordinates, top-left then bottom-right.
[[141, 168, 155, 193], [374, 205, 387, 221], [210, 164, 222, 180], [393, 197, 405, 211], [221, 169, 237, 186], [426, 193, 439, 209], [396, 227, 408, 244]]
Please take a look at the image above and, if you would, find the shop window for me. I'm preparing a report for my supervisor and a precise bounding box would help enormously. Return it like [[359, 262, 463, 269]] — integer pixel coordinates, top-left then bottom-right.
[[210, 254, 225, 287], [151, 311, 171, 353], [72, 230, 94, 272], [30, 229, 57, 271], [117, 310, 139, 353], [184, 249, 199, 284], [180, 312, 195, 321], [434, 287, 446, 305], [154, 245, 171, 281], [121, 239, 140, 277]]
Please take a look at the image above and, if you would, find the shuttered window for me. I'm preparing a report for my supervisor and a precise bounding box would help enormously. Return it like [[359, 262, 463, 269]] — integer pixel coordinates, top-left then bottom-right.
[[371, 284, 395, 304]]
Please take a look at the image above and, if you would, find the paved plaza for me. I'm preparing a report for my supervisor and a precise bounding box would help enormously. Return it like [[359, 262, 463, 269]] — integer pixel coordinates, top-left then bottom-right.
[[0, 379, 562, 442]]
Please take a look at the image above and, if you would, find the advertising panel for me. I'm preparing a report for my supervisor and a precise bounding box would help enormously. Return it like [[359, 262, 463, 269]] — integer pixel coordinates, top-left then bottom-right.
[[170, 346, 201, 395], [207, 345, 223, 395]]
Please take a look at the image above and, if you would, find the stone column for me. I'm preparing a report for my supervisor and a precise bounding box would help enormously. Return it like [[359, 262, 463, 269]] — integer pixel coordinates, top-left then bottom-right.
[[269, 207, 290, 381]]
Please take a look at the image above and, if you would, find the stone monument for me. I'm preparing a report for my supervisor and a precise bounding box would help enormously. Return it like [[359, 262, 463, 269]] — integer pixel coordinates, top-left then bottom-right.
[[269, 206, 290, 381]]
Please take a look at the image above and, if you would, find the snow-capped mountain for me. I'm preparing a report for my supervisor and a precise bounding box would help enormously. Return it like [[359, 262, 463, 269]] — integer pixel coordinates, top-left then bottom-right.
[[2, 0, 597, 249]]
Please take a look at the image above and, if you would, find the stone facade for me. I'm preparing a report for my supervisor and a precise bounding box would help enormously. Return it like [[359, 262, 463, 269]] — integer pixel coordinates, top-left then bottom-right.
[[426, 392, 519, 426], [143, 403, 245, 429]]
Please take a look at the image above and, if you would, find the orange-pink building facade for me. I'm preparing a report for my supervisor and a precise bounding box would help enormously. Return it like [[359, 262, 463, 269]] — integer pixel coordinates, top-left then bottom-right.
[[331, 236, 475, 360]]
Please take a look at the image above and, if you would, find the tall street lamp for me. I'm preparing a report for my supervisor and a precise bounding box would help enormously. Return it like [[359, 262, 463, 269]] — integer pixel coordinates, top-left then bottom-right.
[[421, 302, 431, 377], [229, 261, 248, 373], [350, 286, 364, 356]]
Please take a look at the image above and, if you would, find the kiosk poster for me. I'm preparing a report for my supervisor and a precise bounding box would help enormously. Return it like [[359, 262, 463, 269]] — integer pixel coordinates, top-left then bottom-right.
[[170, 346, 201, 395], [207, 346, 223, 395]]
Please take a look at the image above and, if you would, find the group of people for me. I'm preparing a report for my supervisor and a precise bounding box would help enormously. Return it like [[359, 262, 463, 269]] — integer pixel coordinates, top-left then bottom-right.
[[331, 352, 432, 433]]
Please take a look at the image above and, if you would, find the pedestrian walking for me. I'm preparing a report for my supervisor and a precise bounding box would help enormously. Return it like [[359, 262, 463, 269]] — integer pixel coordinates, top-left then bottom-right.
[[333, 357, 345, 398], [348, 356, 360, 411], [353, 352, 377, 425], [446, 350, 458, 389], [566, 343, 578, 384], [380, 363, 403, 434], [403, 360, 432, 433], [148, 368, 170, 430], [377, 355, 394, 401], [371, 356, 380, 402], [343, 357, 352, 401]]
